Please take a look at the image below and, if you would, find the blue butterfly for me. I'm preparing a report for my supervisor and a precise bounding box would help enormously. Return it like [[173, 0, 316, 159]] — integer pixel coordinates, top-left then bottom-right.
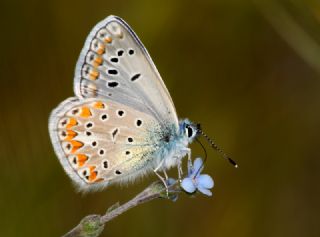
[[49, 16, 236, 192]]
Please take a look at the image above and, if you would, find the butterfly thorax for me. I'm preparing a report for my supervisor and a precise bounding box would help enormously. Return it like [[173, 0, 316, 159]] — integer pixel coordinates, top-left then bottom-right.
[[147, 119, 198, 171]]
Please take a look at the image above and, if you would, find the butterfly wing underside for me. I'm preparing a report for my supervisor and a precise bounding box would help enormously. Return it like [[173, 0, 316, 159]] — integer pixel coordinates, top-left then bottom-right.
[[49, 97, 159, 190], [49, 16, 179, 190], [74, 15, 178, 128]]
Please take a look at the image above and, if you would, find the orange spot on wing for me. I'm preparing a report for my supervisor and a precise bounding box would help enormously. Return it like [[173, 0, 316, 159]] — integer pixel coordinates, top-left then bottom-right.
[[77, 154, 88, 167], [89, 171, 98, 182], [93, 57, 103, 67], [96, 45, 105, 55], [89, 70, 99, 80], [66, 118, 77, 129], [70, 140, 84, 153], [93, 101, 105, 109], [104, 37, 112, 43], [64, 130, 77, 141], [88, 166, 97, 182], [80, 106, 92, 118]]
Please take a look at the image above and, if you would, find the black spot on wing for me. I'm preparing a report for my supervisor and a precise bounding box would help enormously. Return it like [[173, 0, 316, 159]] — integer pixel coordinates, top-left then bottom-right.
[[112, 128, 119, 140], [108, 81, 119, 88], [108, 69, 118, 75], [131, 73, 141, 81]]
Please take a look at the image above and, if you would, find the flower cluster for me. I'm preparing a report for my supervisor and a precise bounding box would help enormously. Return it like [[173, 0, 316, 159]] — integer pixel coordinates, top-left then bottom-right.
[[181, 158, 214, 196]]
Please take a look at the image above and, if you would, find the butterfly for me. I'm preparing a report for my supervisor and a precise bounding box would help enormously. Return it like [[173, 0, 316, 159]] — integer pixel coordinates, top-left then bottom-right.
[[49, 15, 236, 192]]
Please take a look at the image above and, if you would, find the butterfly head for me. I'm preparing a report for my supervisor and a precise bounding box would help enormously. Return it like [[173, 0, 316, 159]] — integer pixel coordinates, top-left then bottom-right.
[[180, 120, 238, 168], [179, 119, 200, 143]]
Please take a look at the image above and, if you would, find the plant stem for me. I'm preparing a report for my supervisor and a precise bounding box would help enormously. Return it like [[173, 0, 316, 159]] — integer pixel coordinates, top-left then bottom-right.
[[62, 181, 181, 237]]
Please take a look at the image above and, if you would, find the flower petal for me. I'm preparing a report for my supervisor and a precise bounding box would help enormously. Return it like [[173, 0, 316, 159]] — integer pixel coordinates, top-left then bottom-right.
[[193, 158, 203, 175], [181, 177, 196, 193], [198, 174, 214, 189], [198, 186, 213, 196]]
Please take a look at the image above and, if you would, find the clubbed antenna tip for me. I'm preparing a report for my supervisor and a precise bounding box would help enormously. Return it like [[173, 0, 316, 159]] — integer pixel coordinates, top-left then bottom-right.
[[228, 157, 238, 168], [198, 128, 238, 168]]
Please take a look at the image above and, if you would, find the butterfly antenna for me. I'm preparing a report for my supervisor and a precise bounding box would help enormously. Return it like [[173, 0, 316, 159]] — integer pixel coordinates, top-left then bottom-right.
[[198, 129, 238, 168], [195, 138, 208, 176], [195, 138, 207, 163]]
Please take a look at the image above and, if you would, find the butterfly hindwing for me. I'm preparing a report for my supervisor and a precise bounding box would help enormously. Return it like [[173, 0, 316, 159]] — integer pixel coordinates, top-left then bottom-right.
[[73, 15, 179, 129], [49, 97, 160, 190]]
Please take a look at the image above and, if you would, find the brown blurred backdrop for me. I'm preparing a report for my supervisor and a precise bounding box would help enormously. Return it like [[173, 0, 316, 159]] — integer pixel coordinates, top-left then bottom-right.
[[1, 0, 320, 236]]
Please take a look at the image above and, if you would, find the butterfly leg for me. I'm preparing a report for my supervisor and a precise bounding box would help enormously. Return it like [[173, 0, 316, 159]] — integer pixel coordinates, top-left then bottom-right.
[[187, 148, 192, 172], [177, 159, 183, 182], [154, 160, 169, 196], [163, 168, 169, 180], [178, 148, 191, 182], [154, 171, 169, 197]]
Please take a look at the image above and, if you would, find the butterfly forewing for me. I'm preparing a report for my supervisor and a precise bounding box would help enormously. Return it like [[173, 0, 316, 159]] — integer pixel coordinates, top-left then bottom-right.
[[49, 97, 159, 190], [74, 16, 178, 128]]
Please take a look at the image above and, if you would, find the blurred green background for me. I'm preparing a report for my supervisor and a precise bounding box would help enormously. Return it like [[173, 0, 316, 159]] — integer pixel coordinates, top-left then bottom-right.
[[1, 0, 320, 236]]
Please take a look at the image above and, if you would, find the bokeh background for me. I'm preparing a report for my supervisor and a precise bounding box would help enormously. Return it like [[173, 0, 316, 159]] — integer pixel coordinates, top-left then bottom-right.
[[1, 0, 320, 236]]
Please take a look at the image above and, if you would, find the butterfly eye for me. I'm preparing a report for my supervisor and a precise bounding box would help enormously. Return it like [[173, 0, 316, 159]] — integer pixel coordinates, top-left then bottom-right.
[[186, 126, 193, 138]]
